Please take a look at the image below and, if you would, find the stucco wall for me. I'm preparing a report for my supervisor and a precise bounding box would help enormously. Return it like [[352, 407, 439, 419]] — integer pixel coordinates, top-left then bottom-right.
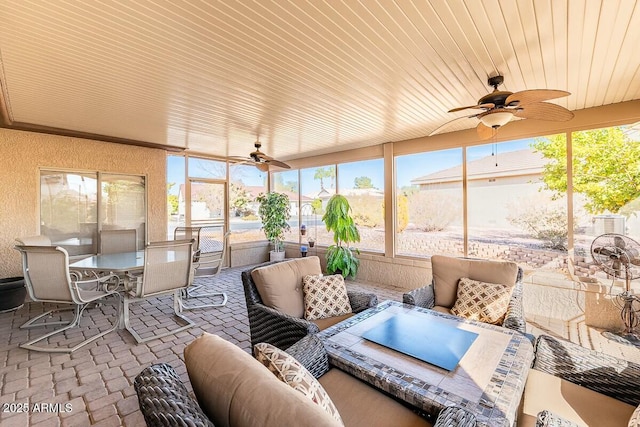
[[0, 128, 167, 277]]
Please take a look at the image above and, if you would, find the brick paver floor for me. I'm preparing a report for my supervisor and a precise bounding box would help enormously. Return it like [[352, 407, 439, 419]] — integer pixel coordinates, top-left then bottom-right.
[[0, 264, 637, 426]]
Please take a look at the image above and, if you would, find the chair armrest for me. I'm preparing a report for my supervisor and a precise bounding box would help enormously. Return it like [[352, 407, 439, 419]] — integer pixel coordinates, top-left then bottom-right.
[[247, 303, 320, 350], [533, 335, 640, 406], [285, 334, 330, 379], [347, 290, 378, 313], [134, 363, 214, 427], [535, 410, 582, 427], [433, 406, 477, 427], [502, 280, 527, 334], [402, 284, 435, 308]]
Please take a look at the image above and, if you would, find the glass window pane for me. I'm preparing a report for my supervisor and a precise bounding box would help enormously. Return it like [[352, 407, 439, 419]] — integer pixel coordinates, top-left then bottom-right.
[[188, 157, 226, 179], [229, 164, 266, 243], [570, 125, 640, 291], [40, 170, 98, 255], [395, 149, 463, 258], [101, 174, 146, 249], [338, 159, 384, 252], [467, 137, 568, 260], [301, 165, 336, 247], [167, 155, 186, 238], [273, 170, 300, 243]]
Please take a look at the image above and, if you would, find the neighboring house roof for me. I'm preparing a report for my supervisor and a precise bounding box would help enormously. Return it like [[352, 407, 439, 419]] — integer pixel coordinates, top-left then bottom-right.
[[179, 184, 312, 202], [411, 148, 546, 185], [340, 188, 384, 197]]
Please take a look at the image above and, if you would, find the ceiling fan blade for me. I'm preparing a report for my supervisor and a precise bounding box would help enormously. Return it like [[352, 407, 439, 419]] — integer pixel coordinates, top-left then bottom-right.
[[505, 89, 570, 106], [429, 114, 479, 136], [229, 156, 252, 163], [267, 159, 291, 169], [448, 103, 494, 113], [514, 102, 574, 121], [255, 163, 269, 172], [476, 122, 496, 140]]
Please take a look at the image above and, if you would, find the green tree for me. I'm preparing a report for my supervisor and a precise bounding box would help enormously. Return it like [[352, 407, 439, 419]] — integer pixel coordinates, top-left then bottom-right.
[[167, 183, 179, 214], [314, 166, 336, 190], [354, 176, 374, 189], [532, 127, 640, 214]]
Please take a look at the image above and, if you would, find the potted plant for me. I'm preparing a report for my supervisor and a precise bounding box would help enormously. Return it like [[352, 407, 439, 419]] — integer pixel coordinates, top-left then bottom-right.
[[322, 194, 360, 278], [256, 192, 291, 262]]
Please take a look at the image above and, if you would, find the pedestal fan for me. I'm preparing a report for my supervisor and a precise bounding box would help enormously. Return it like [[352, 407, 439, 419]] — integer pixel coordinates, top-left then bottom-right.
[[591, 233, 640, 345]]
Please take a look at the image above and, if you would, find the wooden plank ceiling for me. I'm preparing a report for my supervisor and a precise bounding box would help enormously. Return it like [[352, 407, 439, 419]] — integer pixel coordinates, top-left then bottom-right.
[[0, 0, 639, 161]]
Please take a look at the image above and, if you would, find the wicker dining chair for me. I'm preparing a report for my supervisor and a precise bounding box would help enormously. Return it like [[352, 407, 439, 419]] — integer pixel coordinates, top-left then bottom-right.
[[123, 239, 195, 343], [14, 245, 121, 353]]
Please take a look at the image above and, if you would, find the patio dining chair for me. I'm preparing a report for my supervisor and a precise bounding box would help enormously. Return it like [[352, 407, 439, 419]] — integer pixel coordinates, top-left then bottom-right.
[[14, 245, 122, 353], [123, 239, 196, 343], [15, 235, 52, 246], [99, 228, 137, 254], [174, 226, 230, 309]]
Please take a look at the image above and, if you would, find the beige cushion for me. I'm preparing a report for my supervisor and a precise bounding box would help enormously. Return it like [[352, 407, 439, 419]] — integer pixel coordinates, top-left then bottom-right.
[[251, 256, 322, 318], [319, 368, 431, 427], [184, 333, 340, 427], [303, 274, 352, 320], [311, 313, 354, 331], [450, 278, 513, 324], [628, 405, 640, 427], [254, 342, 343, 424], [431, 255, 518, 308], [519, 368, 635, 427]]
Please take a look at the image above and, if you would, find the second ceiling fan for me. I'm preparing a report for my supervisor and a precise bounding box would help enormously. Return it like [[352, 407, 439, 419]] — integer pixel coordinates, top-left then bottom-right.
[[430, 75, 574, 140], [231, 140, 291, 172]]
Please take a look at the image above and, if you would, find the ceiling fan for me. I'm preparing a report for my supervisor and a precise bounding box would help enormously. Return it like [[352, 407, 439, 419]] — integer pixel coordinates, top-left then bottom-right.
[[430, 75, 574, 140], [230, 140, 291, 172]]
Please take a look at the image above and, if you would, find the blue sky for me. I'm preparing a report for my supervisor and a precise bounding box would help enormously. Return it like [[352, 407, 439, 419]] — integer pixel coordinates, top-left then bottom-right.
[[167, 138, 535, 194]]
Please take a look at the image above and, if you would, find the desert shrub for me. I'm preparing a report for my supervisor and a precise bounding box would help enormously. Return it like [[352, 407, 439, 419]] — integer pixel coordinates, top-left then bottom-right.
[[396, 194, 409, 232], [407, 190, 459, 231], [348, 195, 383, 228], [506, 194, 573, 250]]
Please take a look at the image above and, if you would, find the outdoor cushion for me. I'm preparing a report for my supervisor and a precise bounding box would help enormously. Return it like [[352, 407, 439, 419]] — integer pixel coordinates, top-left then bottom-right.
[[251, 256, 322, 318], [303, 274, 352, 321], [254, 342, 343, 424], [431, 255, 518, 309], [450, 278, 513, 325], [311, 313, 354, 331], [519, 368, 635, 427], [318, 368, 431, 427], [629, 405, 640, 427], [184, 333, 340, 427]]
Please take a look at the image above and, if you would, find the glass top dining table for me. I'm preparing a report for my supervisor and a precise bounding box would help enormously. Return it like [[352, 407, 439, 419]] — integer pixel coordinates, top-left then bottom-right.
[[69, 251, 145, 273]]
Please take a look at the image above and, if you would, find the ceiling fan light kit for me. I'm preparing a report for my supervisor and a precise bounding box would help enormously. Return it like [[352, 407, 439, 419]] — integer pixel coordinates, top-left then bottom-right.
[[479, 110, 514, 128], [430, 74, 574, 140]]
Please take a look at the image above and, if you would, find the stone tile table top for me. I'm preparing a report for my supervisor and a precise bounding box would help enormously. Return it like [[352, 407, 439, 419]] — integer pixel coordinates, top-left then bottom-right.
[[318, 300, 534, 427]]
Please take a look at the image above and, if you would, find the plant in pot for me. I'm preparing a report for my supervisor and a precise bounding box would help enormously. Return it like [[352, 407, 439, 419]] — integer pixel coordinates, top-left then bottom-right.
[[256, 192, 291, 262], [322, 194, 360, 279]]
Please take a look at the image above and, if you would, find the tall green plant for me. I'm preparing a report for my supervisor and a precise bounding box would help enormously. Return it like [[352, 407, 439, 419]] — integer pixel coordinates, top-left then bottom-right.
[[322, 194, 360, 278], [256, 192, 291, 252]]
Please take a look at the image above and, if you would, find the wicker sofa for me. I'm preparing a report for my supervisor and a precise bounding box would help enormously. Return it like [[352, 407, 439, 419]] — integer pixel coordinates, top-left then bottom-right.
[[402, 255, 527, 334], [135, 333, 478, 427], [241, 256, 378, 349], [519, 335, 640, 426]]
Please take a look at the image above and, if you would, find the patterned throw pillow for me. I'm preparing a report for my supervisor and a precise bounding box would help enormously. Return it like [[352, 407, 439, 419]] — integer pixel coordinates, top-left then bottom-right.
[[628, 404, 640, 427], [302, 274, 352, 321], [450, 277, 513, 325], [254, 342, 343, 424]]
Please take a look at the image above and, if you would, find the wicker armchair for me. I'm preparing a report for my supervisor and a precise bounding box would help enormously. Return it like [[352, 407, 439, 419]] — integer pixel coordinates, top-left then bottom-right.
[[242, 260, 378, 350], [135, 335, 478, 427], [523, 335, 640, 426], [402, 256, 527, 334]]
